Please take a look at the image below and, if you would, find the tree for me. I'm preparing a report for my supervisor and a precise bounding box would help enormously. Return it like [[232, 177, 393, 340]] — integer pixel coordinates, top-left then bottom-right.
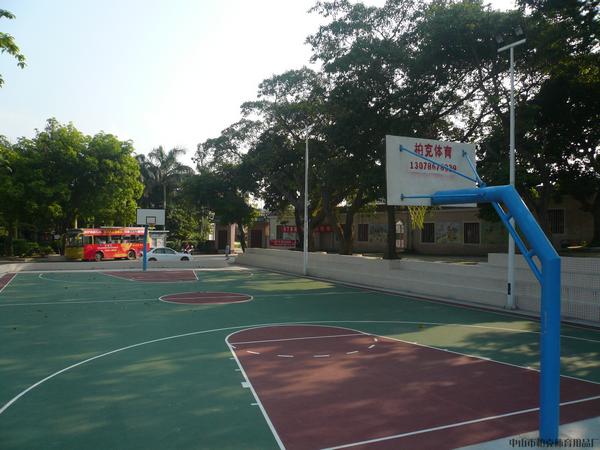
[[4, 120, 144, 245], [137, 146, 194, 213], [81, 132, 144, 226], [0, 136, 24, 255], [477, 0, 599, 238], [0, 9, 26, 87], [184, 165, 258, 251]]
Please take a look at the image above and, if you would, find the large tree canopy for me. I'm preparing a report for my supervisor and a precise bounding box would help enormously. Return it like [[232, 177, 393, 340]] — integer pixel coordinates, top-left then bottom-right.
[[0, 9, 26, 87], [0, 119, 144, 254]]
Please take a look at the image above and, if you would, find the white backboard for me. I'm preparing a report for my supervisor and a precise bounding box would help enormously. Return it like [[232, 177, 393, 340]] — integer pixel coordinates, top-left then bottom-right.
[[386, 135, 477, 206], [136, 208, 165, 226]]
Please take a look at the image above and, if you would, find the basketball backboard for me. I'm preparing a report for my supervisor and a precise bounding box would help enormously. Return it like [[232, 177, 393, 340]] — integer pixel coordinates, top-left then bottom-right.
[[386, 135, 477, 206], [136, 208, 165, 226]]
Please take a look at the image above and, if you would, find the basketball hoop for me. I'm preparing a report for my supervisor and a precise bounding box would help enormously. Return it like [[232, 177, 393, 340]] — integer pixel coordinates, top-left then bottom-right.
[[407, 205, 438, 230]]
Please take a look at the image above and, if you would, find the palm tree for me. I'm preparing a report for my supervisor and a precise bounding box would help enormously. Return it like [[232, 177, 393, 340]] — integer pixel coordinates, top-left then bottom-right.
[[136, 146, 194, 212]]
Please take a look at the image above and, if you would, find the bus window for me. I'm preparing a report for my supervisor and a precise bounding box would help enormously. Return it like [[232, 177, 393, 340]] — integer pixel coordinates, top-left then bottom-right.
[[66, 234, 83, 247]]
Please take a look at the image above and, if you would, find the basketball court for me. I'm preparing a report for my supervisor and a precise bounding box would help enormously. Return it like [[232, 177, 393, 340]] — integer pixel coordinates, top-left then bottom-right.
[[1, 267, 599, 449]]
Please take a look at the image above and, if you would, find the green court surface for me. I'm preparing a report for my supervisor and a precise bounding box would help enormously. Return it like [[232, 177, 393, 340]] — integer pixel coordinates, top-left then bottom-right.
[[0, 268, 599, 449]]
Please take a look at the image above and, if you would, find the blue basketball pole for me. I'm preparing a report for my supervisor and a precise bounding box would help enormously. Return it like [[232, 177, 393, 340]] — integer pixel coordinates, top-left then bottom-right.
[[430, 185, 560, 443], [142, 225, 148, 272]]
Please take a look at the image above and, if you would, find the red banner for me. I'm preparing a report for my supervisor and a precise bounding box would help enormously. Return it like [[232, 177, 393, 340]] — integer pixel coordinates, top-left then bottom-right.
[[269, 239, 296, 247]]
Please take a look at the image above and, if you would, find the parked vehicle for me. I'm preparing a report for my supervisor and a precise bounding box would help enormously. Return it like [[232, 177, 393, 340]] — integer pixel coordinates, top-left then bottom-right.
[[65, 227, 148, 261], [146, 247, 191, 262]]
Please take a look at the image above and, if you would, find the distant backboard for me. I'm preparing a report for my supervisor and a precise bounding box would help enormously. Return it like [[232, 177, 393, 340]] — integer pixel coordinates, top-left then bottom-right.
[[136, 208, 165, 226], [386, 135, 477, 206]]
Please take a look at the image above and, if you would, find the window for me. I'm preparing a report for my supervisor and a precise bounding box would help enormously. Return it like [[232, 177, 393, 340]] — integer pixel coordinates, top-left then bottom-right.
[[276, 225, 283, 239], [548, 209, 565, 234], [464, 222, 480, 244], [164, 248, 176, 254], [421, 223, 435, 243], [357, 224, 369, 242]]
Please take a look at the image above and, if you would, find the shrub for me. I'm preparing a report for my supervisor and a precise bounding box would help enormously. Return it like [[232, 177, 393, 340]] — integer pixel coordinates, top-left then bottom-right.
[[40, 246, 54, 256], [25, 242, 41, 257], [12, 239, 29, 257]]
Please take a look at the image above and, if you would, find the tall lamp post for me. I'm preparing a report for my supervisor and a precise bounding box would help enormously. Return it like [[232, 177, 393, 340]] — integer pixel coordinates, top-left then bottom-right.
[[303, 126, 310, 276], [496, 27, 525, 310]]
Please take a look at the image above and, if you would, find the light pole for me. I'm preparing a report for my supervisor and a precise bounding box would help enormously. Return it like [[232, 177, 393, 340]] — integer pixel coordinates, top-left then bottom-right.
[[496, 28, 525, 310], [303, 126, 310, 276]]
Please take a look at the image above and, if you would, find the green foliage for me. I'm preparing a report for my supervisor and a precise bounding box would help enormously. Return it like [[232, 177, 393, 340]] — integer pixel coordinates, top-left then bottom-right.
[[0, 9, 26, 87], [0, 120, 144, 255], [136, 146, 194, 211], [11, 239, 29, 257], [184, 165, 258, 251]]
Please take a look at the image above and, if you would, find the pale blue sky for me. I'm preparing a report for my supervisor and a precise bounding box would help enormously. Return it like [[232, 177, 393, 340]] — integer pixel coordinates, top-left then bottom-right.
[[1, 0, 515, 167]]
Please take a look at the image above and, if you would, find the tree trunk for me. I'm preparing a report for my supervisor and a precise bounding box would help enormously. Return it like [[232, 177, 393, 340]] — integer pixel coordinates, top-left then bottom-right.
[[591, 193, 600, 246], [338, 211, 356, 255], [238, 224, 247, 252], [5, 219, 14, 256], [337, 190, 365, 255], [384, 205, 399, 259], [294, 204, 304, 250]]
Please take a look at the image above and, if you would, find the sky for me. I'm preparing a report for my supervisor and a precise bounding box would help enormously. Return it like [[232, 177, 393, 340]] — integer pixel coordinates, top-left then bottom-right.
[[1, 0, 516, 168]]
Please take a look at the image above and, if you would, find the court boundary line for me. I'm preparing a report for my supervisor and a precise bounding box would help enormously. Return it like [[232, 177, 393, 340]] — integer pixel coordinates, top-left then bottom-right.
[[0, 273, 17, 294], [229, 332, 366, 346], [323, 394, 600, 450], [229, 324, 600, 388], [16, 267, 256, 274], [2, 320, 599, 417], [158, 292, 254, 305], [238, 264, 600, 333], [227, 324, 600, 449], [0, 291, 367, 307], [0, 298, 158, 307], [225, 334, 285, 450]]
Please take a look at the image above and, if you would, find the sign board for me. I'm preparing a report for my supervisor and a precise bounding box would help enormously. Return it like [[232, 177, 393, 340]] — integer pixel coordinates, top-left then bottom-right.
[[269, 239, 296, 247], [136, 208, 165, 226], [386, 135, 477, 206]]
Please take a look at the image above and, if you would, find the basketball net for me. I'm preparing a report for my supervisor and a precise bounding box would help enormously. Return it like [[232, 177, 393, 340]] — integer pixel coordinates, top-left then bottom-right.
[[407, 206, 437, 230]]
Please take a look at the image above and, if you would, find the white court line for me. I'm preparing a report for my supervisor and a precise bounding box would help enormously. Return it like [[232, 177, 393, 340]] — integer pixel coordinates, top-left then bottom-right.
[[226, 336, 285, 450], [158, 294, 253, 305], [302, 320, 600, 345], [0, 291, 364, 308], [2, 321, 599, 418], [0, 323, 282, 416], [229, 333, 366, 346], [322, 394, 600, 450], [0, 298, 157, 307], [101, 272, 135, 282], [38, 273, 111, 284], [38, 272, 198, 285], [0, 273, 17, 294], [377, 331, 600, 387]]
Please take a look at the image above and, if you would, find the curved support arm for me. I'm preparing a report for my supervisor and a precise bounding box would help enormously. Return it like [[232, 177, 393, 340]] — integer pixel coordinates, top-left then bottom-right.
[[432, 185, 561, 443]]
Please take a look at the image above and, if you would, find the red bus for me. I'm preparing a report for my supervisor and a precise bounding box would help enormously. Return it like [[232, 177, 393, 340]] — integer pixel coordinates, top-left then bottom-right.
[[65, 227, 149, 261]]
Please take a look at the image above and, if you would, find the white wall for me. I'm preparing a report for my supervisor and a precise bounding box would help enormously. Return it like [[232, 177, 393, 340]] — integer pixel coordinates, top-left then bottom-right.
[[236, 249, 600, 325]]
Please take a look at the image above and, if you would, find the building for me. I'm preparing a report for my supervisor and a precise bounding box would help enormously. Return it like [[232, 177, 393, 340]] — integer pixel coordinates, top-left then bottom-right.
[[258, 196, 593, 256]]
